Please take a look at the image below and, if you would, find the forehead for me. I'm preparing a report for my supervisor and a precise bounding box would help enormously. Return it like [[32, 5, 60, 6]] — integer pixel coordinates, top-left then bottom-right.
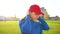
[[31, 12, 40, 15]]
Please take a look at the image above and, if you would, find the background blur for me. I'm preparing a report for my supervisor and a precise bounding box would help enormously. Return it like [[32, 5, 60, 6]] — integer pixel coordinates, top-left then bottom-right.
[[0, 0, 60, 34]]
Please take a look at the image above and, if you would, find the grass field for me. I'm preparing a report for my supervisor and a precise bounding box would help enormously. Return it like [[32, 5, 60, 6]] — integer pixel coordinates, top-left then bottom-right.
[[43, 20, 60, 34], [0, 20, 60, 34]]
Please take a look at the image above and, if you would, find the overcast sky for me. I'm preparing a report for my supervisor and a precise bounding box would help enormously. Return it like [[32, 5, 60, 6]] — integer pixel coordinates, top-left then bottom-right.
[[0, 0, 60, 19]]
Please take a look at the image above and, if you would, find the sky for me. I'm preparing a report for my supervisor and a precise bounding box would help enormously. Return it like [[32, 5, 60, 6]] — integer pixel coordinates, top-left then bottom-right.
[[0, 0, 60, 19]]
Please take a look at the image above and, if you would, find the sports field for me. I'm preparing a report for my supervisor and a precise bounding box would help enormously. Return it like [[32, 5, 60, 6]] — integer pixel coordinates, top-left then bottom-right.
[[0, 20, 60, 34]]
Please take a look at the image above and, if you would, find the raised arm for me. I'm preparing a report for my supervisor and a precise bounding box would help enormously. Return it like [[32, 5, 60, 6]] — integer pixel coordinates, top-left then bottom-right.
[[19, 15, 32, 33], [38, 17, 49, 30]]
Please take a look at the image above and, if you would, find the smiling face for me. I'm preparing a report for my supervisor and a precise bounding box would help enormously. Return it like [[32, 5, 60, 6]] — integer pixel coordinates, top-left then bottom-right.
[[29, 11, 40, 20]]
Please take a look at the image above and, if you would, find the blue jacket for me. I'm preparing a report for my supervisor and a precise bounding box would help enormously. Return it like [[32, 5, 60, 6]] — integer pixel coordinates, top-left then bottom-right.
[[19, 15, 49, 34]]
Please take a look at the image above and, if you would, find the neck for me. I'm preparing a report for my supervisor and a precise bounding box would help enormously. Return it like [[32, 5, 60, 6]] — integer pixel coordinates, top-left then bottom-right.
[[30, 18, 38, 20]]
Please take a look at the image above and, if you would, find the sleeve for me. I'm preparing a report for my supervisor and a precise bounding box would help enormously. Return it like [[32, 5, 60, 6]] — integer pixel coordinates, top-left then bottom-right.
[[19, 15, 32, 33], [38, 17, 49, 30]]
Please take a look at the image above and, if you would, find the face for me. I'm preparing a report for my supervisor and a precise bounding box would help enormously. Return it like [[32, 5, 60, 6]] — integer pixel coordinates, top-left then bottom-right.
[[29, 11, 40, 20]]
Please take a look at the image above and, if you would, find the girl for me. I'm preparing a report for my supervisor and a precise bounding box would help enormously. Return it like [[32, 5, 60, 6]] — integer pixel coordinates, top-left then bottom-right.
[[19, 4, 49, 34]]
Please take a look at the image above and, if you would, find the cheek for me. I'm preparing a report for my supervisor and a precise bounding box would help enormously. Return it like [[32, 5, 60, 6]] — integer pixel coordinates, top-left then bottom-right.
[[33, 15, 38, 19], [32, 15, 36, 18], [30, 13, 39, 19], [31, 15, 36, 18], [36, 15, 39, 18]]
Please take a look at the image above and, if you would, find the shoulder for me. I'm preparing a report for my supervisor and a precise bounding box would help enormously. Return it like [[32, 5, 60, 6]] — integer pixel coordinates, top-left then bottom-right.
[[19, 18, 25, 26], [19, 19, 25, 23], [20, 17, 26, 22]]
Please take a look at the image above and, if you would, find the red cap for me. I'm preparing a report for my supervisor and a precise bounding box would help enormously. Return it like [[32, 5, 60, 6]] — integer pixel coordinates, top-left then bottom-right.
[[29, 4, 44, 15]]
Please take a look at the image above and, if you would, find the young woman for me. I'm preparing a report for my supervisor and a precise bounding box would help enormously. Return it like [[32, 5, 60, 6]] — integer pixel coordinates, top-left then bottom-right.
[[19, 4, 49, 34]]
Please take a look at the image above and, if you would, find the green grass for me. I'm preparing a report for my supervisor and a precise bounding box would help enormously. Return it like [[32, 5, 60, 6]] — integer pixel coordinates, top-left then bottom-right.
[[43, 20, 60, 34], [0, 21, 21, 34], [0, 20, 60, 34]]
